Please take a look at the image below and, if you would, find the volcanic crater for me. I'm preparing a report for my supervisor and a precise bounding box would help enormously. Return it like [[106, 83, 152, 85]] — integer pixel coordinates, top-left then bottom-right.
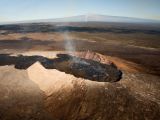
[[0, 52, 122, 82]]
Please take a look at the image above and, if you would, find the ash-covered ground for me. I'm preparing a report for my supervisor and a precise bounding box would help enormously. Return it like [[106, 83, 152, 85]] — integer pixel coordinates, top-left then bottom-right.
[[0, 22, 160, 120]]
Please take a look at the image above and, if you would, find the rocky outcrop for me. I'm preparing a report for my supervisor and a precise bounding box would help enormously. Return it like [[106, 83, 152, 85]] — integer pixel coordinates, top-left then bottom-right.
[[74, 51, 113, 65]]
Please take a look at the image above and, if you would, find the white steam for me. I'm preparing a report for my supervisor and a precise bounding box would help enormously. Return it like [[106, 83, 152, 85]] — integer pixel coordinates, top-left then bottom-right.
[[63, 31, 76, 55]]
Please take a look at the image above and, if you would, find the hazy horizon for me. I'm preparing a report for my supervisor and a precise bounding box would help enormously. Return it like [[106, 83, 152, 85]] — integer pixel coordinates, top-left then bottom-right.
[[1, 14, 160, 23], [0, 0, 160, 22]]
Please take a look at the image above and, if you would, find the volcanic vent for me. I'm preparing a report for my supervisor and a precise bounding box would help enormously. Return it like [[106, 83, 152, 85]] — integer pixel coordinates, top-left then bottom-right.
[[0, 52, 122, 82], [44, 53, 122, 82]]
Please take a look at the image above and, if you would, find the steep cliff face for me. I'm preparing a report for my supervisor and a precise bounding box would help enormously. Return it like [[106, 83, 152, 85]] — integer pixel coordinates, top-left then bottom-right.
[[27, 62, 160, 120], [0, 52, 160, 120]]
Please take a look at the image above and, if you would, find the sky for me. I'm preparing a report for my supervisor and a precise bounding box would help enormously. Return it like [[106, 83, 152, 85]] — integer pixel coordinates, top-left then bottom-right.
[[0, 0, 160, 22]]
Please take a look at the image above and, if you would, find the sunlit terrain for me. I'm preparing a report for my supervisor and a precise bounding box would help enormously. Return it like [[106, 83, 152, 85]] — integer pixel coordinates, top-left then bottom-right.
[[0, 0, 160, 120]]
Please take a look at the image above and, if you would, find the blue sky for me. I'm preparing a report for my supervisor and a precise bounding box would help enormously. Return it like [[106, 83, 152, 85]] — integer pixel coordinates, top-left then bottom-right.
[[0, 0, 160, 22]]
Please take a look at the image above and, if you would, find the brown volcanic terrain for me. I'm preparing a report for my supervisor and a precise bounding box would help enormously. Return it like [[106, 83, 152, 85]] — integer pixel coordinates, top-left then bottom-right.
[[0, 22, 160, 120]]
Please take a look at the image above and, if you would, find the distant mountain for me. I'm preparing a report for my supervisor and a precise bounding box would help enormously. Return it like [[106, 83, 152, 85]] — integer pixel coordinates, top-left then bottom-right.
[[1, 14, 160, 25], [46, 14, 160, 23]]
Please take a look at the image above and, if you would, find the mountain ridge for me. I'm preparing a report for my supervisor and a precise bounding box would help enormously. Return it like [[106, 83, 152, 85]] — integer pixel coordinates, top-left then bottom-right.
[[1, 14, 160, 25]]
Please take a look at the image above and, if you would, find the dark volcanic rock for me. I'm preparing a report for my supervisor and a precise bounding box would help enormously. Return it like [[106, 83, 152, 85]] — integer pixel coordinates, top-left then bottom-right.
[[54, 54, 122, 82], [0, 53, 122, 82]]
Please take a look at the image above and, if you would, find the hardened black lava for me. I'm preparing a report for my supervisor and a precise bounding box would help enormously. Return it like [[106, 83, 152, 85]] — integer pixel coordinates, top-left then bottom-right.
[[0, 53, 122, 82]]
